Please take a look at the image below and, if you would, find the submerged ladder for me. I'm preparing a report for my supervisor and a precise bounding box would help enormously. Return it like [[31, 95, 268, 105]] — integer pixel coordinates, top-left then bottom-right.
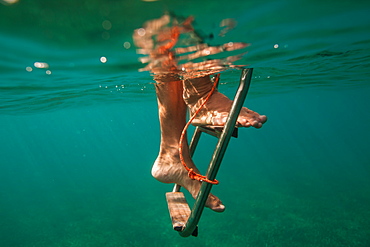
[[165, 68, 253, 237]]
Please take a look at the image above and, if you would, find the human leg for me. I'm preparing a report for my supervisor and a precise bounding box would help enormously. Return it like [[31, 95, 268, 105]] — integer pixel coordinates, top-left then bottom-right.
[[152, 79, 225, 212]]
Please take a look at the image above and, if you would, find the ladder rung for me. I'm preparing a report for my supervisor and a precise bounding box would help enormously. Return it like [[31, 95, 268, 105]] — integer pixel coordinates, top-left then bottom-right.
[[198, 126, 238, 138], [166, 192, 191, 231]]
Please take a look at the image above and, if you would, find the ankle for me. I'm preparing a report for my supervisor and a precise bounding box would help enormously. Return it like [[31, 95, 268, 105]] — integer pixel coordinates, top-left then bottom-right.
[[182, 76, 214, 106]]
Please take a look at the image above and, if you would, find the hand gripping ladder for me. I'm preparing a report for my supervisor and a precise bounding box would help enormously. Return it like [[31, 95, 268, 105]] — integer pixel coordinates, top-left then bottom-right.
[[165, 68, 253, 237]]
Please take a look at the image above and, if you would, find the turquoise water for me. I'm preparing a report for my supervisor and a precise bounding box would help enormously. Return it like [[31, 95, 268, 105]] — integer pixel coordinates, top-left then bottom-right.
[[1, 0, 370, 246]]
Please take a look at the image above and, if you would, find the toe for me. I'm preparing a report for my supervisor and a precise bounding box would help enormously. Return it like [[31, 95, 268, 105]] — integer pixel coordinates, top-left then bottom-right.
[[212, 204, 225, 213], [237, 118, 251, 127], [206, 195, 226, 212], [259, 115, 267, 124]]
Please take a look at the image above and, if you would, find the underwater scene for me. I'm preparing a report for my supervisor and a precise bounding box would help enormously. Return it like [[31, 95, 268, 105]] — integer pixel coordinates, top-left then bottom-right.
[[1, 0, 370, 246]]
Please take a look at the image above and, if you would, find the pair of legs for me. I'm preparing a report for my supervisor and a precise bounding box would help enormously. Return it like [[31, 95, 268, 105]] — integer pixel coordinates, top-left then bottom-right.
[[151, 75, 267, 212], [132, 14, 266, 211]]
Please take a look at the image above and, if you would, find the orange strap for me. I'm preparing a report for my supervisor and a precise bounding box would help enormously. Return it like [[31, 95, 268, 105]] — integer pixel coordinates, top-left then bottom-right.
[[179, 74, 220, 185]]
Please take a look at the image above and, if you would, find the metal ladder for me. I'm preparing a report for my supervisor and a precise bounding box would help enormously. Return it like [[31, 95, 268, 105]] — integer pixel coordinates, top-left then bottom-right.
[[165, 68, 253, 237]]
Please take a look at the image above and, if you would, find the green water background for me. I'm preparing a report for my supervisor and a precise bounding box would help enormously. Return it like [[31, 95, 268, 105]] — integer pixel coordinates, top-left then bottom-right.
[[1, 0, 370, 246]]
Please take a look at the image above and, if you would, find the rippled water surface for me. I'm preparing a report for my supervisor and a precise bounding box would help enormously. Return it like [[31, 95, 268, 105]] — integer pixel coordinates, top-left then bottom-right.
[[1, 0, 370, 246]]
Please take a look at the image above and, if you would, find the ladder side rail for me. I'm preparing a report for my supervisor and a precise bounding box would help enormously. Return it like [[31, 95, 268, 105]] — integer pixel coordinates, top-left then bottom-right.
[[179, 68, 253, 237]]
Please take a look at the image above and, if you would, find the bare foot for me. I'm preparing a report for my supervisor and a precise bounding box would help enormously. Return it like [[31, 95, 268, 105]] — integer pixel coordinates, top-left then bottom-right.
[[152, 148, 225, 212], [183, 76, 267, 128]]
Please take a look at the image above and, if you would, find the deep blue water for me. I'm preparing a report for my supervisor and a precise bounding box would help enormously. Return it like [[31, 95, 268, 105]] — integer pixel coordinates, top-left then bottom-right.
[[1, 0, 370, 246]]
